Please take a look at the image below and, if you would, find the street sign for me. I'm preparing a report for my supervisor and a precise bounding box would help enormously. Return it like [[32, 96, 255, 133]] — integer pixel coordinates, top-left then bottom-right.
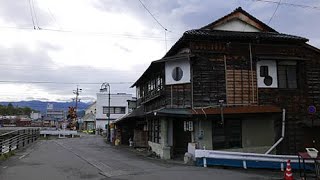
[[308, 105, 316, 114]]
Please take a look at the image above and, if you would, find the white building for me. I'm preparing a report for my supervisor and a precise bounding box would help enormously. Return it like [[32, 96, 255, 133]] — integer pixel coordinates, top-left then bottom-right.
[[30, 112, 42, 120], [83, 102, 96, 130], [85, 101, 96, 115], [95, 92, 133, 130]]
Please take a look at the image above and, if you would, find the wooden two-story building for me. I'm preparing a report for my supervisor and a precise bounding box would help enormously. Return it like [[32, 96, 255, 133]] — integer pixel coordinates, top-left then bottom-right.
[[116, 7, 320, 159]]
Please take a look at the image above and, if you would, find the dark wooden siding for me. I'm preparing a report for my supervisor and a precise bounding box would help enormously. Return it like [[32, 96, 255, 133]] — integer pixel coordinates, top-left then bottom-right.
[[165, 83, 192, 108], [189, 40, 320, 154], [192, 55, 227, 107]]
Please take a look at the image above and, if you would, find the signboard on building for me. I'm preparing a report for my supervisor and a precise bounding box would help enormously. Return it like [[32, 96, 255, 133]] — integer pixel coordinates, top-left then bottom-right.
[[184, 121, 194, 132]]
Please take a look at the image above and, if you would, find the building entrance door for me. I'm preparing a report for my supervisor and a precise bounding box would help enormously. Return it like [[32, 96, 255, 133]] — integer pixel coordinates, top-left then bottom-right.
[[173, 120, 191, 158]]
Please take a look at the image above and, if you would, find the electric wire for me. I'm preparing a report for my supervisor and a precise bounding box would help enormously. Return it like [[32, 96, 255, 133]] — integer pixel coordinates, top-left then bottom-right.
[[0, 80, 134, 85], [28, 0, 36, 29], [268, 0, 281, 25], [31, 0, 40, 29], [47, 7, 62, 30], [137, 0, 173, 52], [137, 0, 167, 31], [247, 0, 320, 10], [0, 26, 177, 40]]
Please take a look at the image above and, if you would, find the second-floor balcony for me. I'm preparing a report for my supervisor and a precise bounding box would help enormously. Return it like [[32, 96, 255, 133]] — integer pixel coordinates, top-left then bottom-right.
[[138, 87, 165, 105]]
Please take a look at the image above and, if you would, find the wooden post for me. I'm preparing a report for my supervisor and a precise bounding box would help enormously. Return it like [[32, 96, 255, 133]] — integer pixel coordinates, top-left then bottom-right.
[[0, 139, 3, 156], [22, 130, 25, 147], [9, 136, 12, 152], [31, 129, 34, 142], [17, 130, 20, 149]]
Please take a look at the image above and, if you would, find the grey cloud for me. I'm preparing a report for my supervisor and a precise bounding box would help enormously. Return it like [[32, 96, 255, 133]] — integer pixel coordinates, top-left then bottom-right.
[[114, 43, 131, 53], [0, 0, 52, 27], [93, 0, 320, 48], [0, 44, 141, 101]]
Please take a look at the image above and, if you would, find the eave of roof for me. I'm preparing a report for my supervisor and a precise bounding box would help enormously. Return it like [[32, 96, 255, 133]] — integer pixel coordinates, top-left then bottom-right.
[[192, 105, 282, 115], [131, 54, 190, 87], [200, 7, 277, 33], [183, 29, 308, 42], [304, 43, 320, 54]]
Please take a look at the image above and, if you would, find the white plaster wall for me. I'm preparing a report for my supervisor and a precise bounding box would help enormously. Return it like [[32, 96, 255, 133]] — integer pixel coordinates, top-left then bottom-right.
[[256, 60, 278, 88], [213, 19, 261, 32], [85, 102, 96, 115], [95, 93, 132, 130], [165, 59, 190, 85]]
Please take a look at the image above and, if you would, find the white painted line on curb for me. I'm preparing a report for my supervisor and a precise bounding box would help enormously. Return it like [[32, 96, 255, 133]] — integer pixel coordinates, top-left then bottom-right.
[[19, 155, 26, 159]]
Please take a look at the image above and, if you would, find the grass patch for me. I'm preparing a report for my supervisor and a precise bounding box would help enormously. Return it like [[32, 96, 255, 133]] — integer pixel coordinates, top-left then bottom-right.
[[0, 151, 15, 161], [38, 136, 50, 140]]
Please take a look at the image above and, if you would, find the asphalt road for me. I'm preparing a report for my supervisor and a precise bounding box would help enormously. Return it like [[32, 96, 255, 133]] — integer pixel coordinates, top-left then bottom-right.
[[0, 134, 283, 180]]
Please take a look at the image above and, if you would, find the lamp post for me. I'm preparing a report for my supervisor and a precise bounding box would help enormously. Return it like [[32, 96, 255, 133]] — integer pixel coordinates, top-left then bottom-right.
[[100, 83, 111, 140]]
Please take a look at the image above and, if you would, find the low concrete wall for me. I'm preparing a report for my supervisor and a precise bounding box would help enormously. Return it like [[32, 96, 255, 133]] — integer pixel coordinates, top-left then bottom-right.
[[242, 117, 275, 148], [148, 141, 171, 160], [194, 119, 212, 150]]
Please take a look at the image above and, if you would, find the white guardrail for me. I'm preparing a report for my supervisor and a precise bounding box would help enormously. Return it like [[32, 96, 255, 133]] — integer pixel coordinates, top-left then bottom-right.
[[40, 130, 78, 138], [195, 150, 314, 170]]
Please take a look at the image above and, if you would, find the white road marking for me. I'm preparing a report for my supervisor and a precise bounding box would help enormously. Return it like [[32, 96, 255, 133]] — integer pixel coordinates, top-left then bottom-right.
[[19, 155, 26, 159]]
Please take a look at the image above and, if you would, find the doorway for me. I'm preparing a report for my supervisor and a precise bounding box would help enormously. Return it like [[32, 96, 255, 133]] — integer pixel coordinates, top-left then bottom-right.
[[173, 119, 191, 158]]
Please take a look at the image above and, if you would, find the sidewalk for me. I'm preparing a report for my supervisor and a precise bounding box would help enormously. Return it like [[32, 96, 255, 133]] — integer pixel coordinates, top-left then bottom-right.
[[106, 141, 297, 180]]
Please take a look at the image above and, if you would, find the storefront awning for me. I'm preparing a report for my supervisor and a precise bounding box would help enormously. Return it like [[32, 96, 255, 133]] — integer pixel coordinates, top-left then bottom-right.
[[152, 108, 192, 117], [191, 105, 282, 115]]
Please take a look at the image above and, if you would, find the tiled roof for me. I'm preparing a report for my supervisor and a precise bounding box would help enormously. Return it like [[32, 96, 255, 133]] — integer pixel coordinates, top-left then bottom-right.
[[183, 29, 308, 42]]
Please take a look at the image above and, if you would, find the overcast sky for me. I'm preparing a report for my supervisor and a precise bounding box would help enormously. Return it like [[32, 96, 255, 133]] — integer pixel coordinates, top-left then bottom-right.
[[0, 0, 319, 102]]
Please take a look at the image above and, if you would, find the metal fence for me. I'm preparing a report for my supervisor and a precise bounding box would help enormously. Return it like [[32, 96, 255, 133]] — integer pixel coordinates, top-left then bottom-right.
[[0, 128, 40, 156], [316, 160, 320, 178]]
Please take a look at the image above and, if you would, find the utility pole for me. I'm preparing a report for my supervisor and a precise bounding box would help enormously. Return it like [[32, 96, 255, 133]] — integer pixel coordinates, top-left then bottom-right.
[[73, 86, 82, 112], [71, 86, 82, 130]]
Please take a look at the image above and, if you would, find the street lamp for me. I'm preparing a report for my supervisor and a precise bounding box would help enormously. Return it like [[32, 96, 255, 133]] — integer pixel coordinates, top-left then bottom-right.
[[100, 83, 111, 140]]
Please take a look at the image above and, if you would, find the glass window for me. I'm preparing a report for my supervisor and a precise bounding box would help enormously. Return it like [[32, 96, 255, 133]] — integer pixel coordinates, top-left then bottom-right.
[[103, 107, 125, 114], [278, 64, 297, 89], [148, 118, 161, 143], [260, 66, 269, 77]]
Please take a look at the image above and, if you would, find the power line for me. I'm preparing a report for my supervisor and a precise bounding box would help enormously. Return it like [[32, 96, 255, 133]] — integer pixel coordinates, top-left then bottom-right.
[[31, 0, 40, 29], [46, 7, 62, 30], [268, 0, 281, 25], [0, 25, 178, 40], [137, 0, 167, 31], [247, 0, 320, 10], [137, 0, 174, 52], [0, 80, 134, 85], [28, 0, 36, 29]]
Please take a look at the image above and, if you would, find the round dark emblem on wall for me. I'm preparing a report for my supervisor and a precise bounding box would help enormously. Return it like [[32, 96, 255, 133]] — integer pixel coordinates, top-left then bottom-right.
[[172, 67, 183, 81], [264, 76, 273, 86]]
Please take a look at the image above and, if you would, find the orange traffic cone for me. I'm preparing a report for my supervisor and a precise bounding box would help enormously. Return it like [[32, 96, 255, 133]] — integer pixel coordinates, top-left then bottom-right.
[[284, 160, 293, 180]]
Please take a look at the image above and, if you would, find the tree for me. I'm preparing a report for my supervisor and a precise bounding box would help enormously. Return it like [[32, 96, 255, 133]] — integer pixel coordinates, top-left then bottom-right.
[[7, 103, 14, 115]]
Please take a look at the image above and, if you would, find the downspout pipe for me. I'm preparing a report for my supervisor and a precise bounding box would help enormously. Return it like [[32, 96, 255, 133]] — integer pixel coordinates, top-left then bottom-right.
[[265, 109, 286, 154]]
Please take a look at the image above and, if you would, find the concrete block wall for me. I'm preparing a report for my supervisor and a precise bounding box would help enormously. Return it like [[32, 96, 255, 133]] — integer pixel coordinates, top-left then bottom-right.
[[194, 119, 213, 150], [147, 117, 171, 160]]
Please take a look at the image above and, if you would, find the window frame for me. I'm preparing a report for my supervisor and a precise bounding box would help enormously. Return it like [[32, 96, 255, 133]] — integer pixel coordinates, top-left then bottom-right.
[[277, 61, 298, 89], [103, 106, 126, 115], [148, 118, 161, 143]]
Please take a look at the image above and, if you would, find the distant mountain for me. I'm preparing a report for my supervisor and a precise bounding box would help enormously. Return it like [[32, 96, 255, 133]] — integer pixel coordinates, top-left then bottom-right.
[[0, 100, 90, 114]]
